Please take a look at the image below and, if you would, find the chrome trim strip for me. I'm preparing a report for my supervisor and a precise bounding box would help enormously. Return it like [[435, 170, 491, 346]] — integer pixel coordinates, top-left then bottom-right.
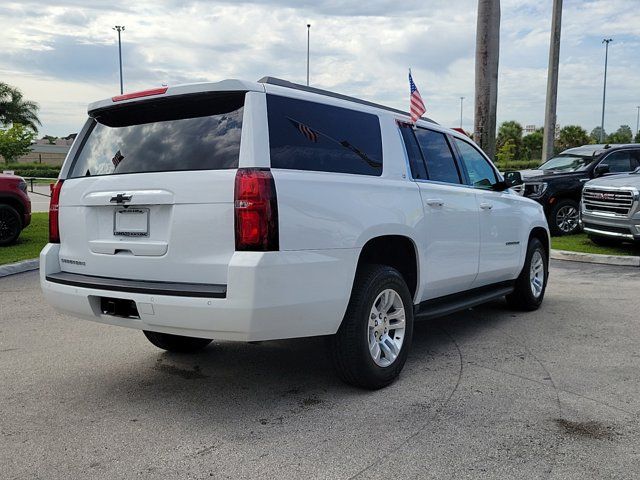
[[583, 227, 635, 240]]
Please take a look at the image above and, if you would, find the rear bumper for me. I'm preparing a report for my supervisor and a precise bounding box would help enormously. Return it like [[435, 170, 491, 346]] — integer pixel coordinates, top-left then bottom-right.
[[40, 244, 358, 341]]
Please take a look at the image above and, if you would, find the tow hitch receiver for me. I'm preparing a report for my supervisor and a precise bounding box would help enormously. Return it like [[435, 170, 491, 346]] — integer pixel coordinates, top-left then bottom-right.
[[100, 297, 140, 319]]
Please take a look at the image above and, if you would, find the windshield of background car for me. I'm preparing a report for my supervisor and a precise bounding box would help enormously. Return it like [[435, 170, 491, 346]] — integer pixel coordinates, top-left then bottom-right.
[[538, 154, 593, 172], [69, 92, 245, 178]]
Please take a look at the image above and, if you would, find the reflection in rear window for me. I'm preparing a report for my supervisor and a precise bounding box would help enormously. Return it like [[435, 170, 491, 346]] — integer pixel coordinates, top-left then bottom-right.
[[69, 92, 245, 177]]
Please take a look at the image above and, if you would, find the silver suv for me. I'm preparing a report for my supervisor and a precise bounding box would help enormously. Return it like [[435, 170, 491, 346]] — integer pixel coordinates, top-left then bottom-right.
[[582, 169, 640, 244]]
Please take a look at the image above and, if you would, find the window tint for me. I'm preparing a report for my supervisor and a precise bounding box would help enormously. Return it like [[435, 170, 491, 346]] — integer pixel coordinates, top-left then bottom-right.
[[70, 93, 245, 178], [266, 95, 382, 176], [454, 138, 497, 188], [399, 125, 428, 179], [602, 151, 636, 173], [414, 129, 461, 184]]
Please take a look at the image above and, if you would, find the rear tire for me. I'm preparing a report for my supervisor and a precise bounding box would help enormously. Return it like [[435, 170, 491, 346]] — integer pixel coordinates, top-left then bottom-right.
[[143, 331, 212, 353], [329, 264, 414, 390], [549, 199, 580, 236], [0, 204, 22, 246], [506, 237, 548, 311]]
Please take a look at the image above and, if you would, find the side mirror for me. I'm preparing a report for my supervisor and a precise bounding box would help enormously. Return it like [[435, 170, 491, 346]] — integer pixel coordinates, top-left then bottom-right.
[[503, 171, 523, 187], [594, 163, 610, 177], [492, 180, 510, 192]]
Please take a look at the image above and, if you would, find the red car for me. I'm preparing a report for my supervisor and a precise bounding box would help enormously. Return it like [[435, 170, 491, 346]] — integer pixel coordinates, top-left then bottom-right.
[[0, 174, 31, 245]]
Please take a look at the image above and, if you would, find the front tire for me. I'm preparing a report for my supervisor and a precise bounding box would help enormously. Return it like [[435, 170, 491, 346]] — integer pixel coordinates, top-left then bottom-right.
[[0, 204, 22, 246], [549, 199, 580, 236], [143, 331, 212, 353], [506, 237, 548, 311], [329, 264, 414, 390]]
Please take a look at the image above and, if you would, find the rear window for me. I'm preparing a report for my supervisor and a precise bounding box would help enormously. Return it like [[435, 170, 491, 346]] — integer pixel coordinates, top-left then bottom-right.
[[69, 92, 245, 178], [266, 95, 382, 176]]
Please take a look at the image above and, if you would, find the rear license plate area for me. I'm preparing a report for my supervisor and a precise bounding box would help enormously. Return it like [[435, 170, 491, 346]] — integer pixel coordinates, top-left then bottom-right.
[[114, 208, 149, 237], [100, 297, 140, 319]]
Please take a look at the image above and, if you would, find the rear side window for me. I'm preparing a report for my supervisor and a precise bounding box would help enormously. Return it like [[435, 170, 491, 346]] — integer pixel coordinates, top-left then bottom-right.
[[69, 92, 245, 178], [414, 129, 461, 184], [266, 95, 382, 176], [399, 125, 428, 180]]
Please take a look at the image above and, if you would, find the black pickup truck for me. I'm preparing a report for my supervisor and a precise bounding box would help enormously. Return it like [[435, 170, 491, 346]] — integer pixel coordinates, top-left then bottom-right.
[[506, 144, 640, 235]]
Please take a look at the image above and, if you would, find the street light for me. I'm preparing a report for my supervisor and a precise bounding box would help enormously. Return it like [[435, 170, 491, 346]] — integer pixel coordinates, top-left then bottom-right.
[[459, 97, 465, 129], [113, 25, 125, 95], [306, 24, 311, 86], [599, 38, 613, 143]]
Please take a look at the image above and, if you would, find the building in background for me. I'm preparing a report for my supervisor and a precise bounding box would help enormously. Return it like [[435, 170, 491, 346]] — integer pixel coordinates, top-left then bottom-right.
[[9, 134, 76, 165]]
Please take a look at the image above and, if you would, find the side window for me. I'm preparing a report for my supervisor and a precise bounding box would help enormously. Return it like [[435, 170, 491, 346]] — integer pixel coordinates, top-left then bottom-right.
[[602, 151, 634, 173], [266, 95, 382, 176], [453, 138, 498, 189], [414, 129, 461, 184], [399, 125, 428, 179]]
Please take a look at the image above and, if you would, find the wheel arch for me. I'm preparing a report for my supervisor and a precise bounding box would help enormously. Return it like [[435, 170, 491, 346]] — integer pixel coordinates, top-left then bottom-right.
[[0, 196, 25, 227], [355, 234, 419, 301], [529, 226, 550, 258]]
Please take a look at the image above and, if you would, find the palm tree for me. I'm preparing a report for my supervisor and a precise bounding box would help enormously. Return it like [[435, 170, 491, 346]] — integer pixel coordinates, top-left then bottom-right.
[[0, 82, 41, 132], [474, 0, 500, 160]]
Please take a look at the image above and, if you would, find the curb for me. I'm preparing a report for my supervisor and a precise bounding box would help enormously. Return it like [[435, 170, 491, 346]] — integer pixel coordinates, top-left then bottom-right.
[[550, 249, 640, 267], [0, 259, 39, 278]]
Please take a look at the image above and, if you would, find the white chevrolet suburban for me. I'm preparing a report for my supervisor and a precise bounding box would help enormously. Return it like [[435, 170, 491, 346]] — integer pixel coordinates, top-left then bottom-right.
[[40, 77, 550, 389]]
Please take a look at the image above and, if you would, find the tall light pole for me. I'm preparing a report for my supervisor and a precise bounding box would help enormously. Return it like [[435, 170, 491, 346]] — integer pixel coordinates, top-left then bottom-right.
[[600, 38, 613, 143], [306, 24, 311, 86], [542, 0, 562, 162], [636, 106, 640, 142], [459, 97, 465, 129], [113, 25, 125, 94]]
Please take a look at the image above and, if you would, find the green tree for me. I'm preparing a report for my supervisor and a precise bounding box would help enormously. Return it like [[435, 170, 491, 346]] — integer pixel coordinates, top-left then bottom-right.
[[607, 125, 633, 144], [556, 125, 589, 151], [0, 124, 35, 164], [495, 138, 516, 167], [635, 131, 640, 143], [590, 126, 606, 144], [43, 135, 58, 145], [522, 128, 544, 162], [496, 121, 523, 160], [0, 83, 41, 132]]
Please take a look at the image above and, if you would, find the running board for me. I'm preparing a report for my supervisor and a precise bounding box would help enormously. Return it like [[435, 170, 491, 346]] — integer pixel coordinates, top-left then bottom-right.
[[414, 281, 515, 320]]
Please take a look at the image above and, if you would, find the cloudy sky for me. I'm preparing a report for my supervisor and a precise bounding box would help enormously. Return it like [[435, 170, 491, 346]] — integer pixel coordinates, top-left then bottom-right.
[[1, 0, 639, 137]]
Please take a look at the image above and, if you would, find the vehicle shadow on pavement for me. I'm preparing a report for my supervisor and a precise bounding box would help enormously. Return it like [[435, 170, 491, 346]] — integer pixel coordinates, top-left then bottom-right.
[[79, 299, 520, 425]]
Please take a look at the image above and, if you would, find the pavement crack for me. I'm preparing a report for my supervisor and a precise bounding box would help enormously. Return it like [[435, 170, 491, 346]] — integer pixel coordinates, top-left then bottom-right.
[[346, 325, 464, 480]]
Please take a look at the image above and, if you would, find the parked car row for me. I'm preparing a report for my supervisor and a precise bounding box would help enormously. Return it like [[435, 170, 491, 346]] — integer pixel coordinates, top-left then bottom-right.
[[506, 143, 640, 244]]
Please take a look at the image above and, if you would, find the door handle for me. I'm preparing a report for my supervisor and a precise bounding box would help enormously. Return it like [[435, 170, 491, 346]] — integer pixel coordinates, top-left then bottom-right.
[[479, 202, 493, 210], [426, 199, 444, 207]]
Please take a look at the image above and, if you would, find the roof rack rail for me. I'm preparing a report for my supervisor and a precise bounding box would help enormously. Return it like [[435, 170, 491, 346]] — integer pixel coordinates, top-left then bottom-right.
[[257, 76, 437, 124]]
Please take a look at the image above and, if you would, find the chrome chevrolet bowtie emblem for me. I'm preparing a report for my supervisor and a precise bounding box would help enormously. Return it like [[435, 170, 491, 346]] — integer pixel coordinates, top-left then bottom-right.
[[110, 193, 132, 204]]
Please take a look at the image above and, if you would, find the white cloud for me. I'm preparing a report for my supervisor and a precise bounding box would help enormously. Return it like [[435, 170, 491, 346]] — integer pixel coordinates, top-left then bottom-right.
[[0, 0, 638, 138]]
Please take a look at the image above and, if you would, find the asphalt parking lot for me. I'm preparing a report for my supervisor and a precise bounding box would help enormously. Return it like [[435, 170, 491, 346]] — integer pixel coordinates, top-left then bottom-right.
[[27, 185, 52, 213], [1, 260, 639, 479]]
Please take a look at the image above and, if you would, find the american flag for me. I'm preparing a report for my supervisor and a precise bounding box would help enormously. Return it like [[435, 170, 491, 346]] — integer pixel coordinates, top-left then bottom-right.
[[409, 70, 426, 123], [112, 150, 124, 168], [288, 118, 319, 142]]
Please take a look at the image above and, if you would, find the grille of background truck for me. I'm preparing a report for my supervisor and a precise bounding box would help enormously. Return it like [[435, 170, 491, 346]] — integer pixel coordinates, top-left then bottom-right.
[[583, 188, 635, 216]]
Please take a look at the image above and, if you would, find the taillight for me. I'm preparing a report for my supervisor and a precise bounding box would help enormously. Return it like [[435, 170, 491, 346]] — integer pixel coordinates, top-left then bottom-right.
[[49, 180, 64, 243], [234, 169, 279, 251]]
